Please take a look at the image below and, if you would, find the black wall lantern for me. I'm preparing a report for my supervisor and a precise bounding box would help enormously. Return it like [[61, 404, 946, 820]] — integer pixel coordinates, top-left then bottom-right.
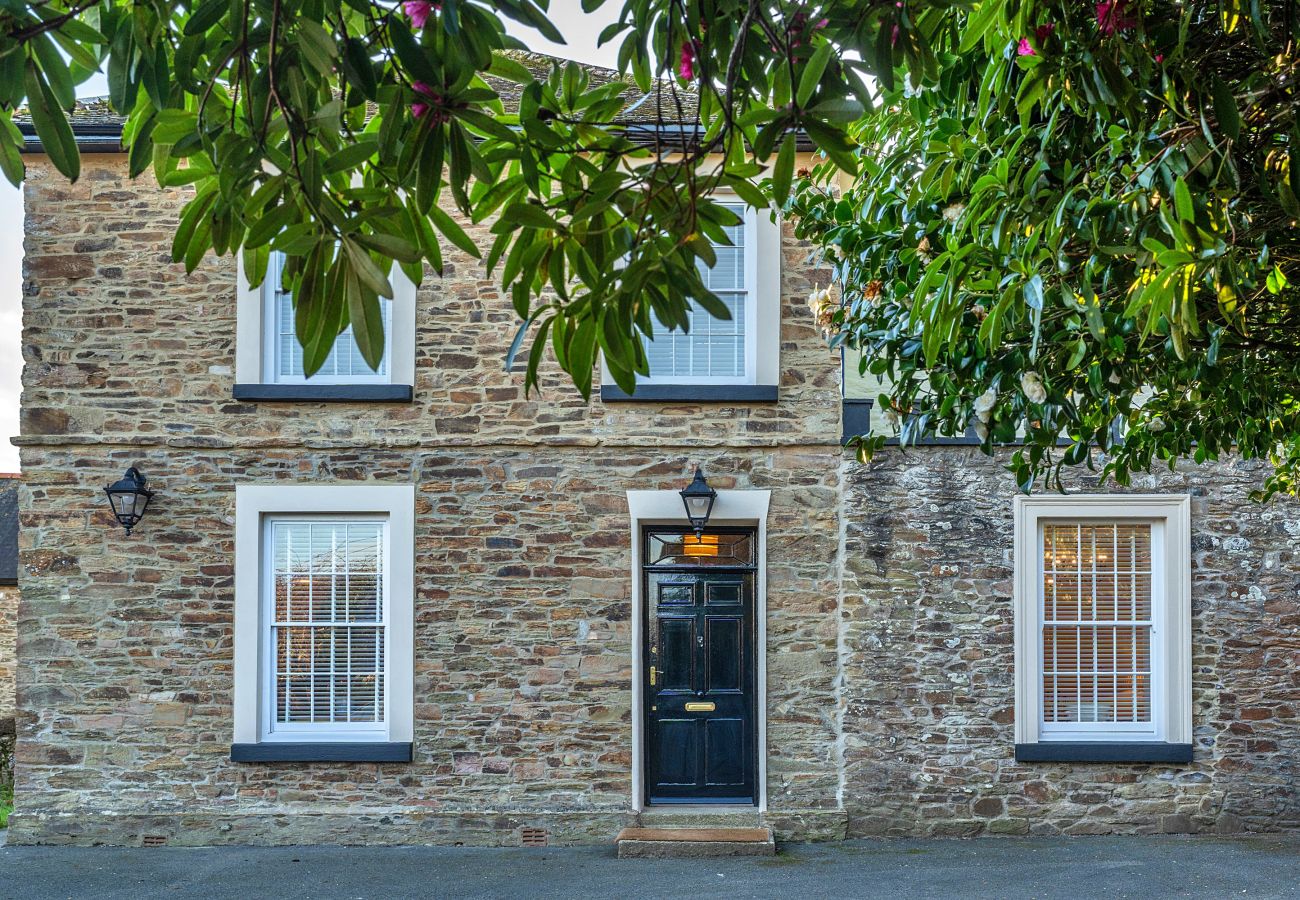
[[104, 467, 154, 535], [679, 466, 718, 537]]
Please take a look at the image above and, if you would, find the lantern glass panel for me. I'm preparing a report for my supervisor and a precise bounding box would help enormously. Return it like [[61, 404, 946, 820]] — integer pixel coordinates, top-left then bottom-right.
[[685, 495, 712, 518]]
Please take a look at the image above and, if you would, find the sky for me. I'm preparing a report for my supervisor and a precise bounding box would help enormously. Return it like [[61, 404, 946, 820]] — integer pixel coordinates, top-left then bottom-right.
[[0, 1, 620, 472]]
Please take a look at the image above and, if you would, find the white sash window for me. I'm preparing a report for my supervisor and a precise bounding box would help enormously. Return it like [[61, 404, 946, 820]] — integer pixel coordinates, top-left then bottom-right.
[[1013, 495, 1192, 757], [267, 251, 393, 384], [233, 485, 414, 757], [642, 204, 756, 384], [265, 518, 387, 737], [235, 252, 417, 392]]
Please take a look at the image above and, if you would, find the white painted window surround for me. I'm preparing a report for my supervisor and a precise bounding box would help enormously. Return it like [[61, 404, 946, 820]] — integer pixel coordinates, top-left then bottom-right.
[[233, 484, 414, 746], [625, 488, 771, 811], [235, 252, 417, 387], [1013, 494, 1192, 747], [600, 198, 782, 389]]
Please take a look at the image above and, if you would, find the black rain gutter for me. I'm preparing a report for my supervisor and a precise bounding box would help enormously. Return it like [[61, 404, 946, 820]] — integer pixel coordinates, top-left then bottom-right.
[[20, 122, 125, 153]]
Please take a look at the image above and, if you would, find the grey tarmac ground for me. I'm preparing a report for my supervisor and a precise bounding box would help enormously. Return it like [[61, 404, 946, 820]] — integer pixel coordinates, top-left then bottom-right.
[[1, 835, 1299, 899]]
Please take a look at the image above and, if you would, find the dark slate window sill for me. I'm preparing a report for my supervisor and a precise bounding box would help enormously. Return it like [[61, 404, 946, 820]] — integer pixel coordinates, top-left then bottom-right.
[[233, 384, 413, 403], [1015, 742, 1193, 764], [842, 398, 980, 446], [231, 742, 413, 763], [600, 384, 778, 403]]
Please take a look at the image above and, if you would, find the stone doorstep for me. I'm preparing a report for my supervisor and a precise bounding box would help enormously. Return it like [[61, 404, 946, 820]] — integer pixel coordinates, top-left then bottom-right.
[[614, 827, 776, 859]]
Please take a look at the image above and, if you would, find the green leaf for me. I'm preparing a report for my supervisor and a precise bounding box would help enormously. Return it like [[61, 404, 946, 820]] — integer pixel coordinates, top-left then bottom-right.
[[1210, 75, 1240, 141], [1174, 177, 1195, 223], [342, 237, 395, 299], [1267, 265, 1289, 294], [354, 232, 422, 264], [429, 203, 481, 258], [185, 0, 228, 35], [388, 17, 441, 86], [323, 139, 379, 174], [344, 267, 387, 372], [503, 200, 560, 230], [23, 61, 79, 180], [0, 115, 24, 185], [797, 41, 833, 108], [32, 33, 75, 109], [487, 53, 533, 84], [771, 134, 795, 206]]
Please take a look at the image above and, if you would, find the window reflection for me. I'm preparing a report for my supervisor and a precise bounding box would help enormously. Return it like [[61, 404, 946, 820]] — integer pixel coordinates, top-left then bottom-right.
[[645, 530, 754, 567]]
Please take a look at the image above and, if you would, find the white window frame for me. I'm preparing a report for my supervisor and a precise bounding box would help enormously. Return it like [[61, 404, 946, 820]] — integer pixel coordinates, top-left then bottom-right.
[[600, 195, 782, 389], [235, 254, 417, 387], [1013, 494, 1191, 747], [234, 484, 414, 746]]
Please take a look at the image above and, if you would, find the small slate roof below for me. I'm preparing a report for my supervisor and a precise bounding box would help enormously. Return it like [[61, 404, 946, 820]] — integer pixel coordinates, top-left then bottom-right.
[[0, 477, 18, 585]]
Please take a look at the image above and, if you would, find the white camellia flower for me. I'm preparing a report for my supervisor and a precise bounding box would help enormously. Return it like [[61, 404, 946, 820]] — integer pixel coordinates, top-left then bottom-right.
[[974, 387, 997, 421], [1020, 371, 1047, 404], [1148, 416, 1167, 432], [807, 286, 838, 337], [806, 286, 830, 315], [883, 408, 901, 430], [942, 203, 966, 223], [975, 420, 990, 442]]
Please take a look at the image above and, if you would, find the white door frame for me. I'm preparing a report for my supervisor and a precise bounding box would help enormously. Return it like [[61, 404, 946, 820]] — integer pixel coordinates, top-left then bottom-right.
[[626, 489, 771, 812]]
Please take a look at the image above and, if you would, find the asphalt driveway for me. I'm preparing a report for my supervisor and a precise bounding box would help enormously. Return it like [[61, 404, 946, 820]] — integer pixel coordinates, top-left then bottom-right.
[[1, 835, 1298, 899]]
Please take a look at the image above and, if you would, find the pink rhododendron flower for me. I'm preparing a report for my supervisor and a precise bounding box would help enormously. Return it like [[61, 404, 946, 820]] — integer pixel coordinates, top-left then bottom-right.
[[1154, 52, 1165, 63], [1035, 22, 1055, 41], [1095, 0, 1136, 36], [1017, 37, 1036, 56], [678, 41, 697, 80], [410, 81, 448, 123], [403, 0, 436, 29]]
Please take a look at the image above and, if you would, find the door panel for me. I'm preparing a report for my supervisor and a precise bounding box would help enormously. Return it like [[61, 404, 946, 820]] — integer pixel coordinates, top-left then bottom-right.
[[707, 618, 742, 692], [658, 618, 695, 692], [704, 719, 745, 785], [655, 719, 698, 785], [644, 535, 757, 806]]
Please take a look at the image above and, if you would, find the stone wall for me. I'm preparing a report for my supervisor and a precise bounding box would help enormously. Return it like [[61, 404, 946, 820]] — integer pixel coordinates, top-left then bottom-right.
[[840, 449, 1300, 837], [12, 154, 844, 845], [11, 446, 840, 845], [15, 153, 1300, 847], [1, 579, 15, 803], [0, 585, 15, 726], [17, 157, 840, 450]]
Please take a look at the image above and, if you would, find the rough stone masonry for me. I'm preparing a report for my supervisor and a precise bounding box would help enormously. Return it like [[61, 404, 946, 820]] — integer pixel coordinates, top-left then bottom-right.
[[10, 154, 1300, 846]]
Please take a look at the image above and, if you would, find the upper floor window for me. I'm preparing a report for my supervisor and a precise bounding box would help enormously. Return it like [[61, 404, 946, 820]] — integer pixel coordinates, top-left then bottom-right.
[[1013, 495, 1193, 764], [234, 250, 417, 402], [600, 195, 782, 403], [642, 203, 756, 385], [266, 251, 392, 384]]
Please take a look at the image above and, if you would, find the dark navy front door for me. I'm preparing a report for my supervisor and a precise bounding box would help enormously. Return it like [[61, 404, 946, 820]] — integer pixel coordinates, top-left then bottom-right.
[[643, 528, 757, 805]]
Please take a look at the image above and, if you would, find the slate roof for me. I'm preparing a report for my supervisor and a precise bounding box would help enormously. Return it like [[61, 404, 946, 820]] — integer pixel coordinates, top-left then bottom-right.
[[18, 52, 700, 147], [0, 476, 19, 586]]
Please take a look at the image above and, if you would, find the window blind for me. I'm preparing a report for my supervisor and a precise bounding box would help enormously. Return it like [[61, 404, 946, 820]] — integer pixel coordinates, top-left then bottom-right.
[[269, 252, 390, 380], [1041, 522, 1153, 725], [270, 521, 386, 727], [644, 204, 748, 379]]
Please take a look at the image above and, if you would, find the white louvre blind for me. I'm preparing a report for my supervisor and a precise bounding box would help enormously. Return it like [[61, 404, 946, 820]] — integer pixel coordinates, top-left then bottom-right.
[[1041, 522, 1153, 726], [268, 252, 390, 381], [269, 520, 386, 728], [644, 203, 749, 380]]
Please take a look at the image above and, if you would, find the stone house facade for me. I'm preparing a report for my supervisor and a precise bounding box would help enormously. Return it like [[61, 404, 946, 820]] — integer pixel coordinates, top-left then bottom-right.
[[10, 61, 1300, 846]]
